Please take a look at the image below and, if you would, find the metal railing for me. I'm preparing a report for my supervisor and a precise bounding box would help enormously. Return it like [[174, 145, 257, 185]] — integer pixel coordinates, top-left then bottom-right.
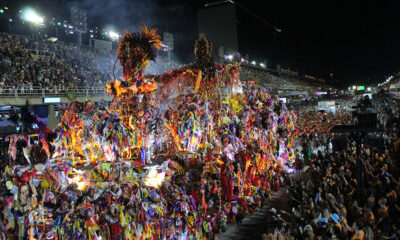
[[0, 87, 106, 98]]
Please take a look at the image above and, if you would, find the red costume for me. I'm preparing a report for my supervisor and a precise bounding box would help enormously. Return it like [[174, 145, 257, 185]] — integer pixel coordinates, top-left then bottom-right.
[[220, 163, 234, 201]]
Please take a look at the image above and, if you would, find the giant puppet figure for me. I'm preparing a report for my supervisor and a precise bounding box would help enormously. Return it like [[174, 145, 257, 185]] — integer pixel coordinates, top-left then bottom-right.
[[156, 34, 242, 98], [106, 28, 242, 113], [103, 28, 243, 162], [104, 26, 163, 164]]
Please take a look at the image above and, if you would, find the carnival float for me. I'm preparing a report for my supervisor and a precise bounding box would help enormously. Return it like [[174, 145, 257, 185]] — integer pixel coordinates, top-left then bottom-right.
[[2, 26, 298, 240]]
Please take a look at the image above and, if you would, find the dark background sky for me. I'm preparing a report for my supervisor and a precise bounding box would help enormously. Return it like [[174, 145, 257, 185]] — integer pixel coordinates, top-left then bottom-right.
[[4, 0, 400, 88]]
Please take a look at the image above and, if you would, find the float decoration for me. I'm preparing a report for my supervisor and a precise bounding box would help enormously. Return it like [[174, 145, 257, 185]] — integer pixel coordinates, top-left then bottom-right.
[[1, 27, 301, 240]]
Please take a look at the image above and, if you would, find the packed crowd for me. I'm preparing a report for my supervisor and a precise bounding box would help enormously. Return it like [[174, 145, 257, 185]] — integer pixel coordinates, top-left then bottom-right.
[[0, 32, 118, 93], [262, 96, 400, 240], [296, 109, 352, 135], [240, 65, 296, 88]]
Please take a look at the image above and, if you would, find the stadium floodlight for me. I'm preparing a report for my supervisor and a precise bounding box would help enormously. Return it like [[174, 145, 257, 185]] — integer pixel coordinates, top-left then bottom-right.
[[109, 31, 119, 40], [251, 61, 256, 65], [22, 8, 44, 24]]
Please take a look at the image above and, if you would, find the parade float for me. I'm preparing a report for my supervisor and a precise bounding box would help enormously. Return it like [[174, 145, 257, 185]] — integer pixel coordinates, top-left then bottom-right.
[[2, 26, 298, 240]]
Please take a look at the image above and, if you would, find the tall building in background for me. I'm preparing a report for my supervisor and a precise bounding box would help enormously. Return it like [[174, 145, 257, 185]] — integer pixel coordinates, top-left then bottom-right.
[[198, 3, 238, 60], [70, 7, 87, 44], [163, 32, 174, 60]]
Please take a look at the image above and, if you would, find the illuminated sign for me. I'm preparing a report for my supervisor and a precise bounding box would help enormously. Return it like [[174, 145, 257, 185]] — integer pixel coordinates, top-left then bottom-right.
[[43, 97, 61, 103], [356, 86, 365, 90]]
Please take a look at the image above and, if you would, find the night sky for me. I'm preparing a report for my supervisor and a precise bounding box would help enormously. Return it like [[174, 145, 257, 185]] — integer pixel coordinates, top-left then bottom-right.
[[235, 1, 400, 88], [4, 0, 400, 88]]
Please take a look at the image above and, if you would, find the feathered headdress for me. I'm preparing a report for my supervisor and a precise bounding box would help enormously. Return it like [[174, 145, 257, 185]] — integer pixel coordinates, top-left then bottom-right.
[[117, 25, 163, 81], [194, 34, 212, 61]]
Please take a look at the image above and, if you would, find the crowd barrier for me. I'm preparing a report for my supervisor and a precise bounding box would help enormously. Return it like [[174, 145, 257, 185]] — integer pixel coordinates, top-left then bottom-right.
[[0, 87, 106, 98]]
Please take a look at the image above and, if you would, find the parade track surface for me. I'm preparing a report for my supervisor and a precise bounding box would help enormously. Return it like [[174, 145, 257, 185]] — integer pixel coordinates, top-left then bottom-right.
[[218, 186, 290, 240]]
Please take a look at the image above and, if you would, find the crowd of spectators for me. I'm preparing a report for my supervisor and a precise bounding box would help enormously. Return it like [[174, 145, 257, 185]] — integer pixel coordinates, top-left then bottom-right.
[[240, 65, 296, 88], [0, 32, 187, 95], [0, 32, 119, 94], [297, 109, 352, 135], [263, 96, 400, 239]]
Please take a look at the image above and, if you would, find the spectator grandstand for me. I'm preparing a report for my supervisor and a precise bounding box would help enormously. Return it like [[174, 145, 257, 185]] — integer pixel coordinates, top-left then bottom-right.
[[0, 32, 119, 92], [0, 31, 329, 96], [240, 64, 298, 89]]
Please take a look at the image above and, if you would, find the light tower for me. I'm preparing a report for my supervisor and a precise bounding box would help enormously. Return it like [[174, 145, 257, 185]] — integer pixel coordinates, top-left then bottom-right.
[[70, 7, 87, 45]]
